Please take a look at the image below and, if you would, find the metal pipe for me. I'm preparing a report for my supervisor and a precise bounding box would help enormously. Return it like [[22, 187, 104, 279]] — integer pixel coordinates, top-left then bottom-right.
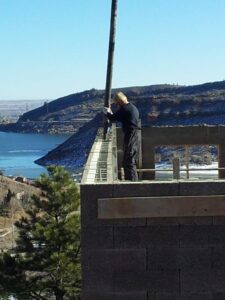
[[103, 0, 118, 138]]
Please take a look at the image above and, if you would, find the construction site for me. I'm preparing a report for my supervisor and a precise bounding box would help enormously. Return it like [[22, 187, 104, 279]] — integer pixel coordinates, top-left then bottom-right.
[[80, 124, 225, 299]]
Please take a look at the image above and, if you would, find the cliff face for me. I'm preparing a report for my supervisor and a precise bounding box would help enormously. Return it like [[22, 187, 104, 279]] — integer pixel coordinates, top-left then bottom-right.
[[0, 84, 179, 134], [2, 81, 225, 134]]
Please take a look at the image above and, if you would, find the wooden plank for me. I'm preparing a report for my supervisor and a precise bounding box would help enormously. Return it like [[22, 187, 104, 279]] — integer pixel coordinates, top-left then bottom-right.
[[98, 195, 225, 219]]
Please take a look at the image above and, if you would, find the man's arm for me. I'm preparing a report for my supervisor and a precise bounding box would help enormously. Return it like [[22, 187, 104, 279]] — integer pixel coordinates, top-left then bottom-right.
[[106, 108, 123, 122]]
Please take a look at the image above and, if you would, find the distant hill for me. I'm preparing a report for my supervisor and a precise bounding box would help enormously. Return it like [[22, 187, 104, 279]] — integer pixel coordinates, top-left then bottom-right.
[[34, 80, 225, 170], [2, 80, 225, 170], [0, 84, 180, 134], [1, 81, 225, 134], [0, 100, 43, 122]]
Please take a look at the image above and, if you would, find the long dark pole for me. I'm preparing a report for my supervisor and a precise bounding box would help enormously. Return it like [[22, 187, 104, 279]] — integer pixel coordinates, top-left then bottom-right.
[[103, 0, 118, 138]]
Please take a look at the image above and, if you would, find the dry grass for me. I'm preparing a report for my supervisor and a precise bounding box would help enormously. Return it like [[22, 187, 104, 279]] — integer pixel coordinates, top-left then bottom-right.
[[0, 176, 41, 250]]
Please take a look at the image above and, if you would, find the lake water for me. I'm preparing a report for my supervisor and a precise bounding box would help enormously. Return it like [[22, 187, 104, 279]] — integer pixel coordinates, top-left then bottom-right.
[[0, 132, 70, 179]]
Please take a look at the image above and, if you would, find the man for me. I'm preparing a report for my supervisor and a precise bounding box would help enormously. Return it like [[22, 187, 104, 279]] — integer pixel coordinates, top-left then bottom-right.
[[103, 91, 140, 181]]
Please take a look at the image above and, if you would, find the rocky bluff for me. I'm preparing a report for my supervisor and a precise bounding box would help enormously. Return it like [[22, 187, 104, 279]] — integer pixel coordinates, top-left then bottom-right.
[[2, 80, 225, 170]]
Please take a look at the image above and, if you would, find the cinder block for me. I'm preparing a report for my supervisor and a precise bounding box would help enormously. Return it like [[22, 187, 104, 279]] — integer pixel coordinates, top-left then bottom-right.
[[179, 225, 210, 247], [114, 226, 179, 248], [211, 269, 225, 292], [146, 226, 179, 247], [114, 227, 147, 248], [82, 249, 113, 273], [81, 226, 113, 249], [84, 249, 147, 273], [213, 216, 225, 225], [114, 291, 148, 300], [152, 294, 180, 300], [82, 292, 114, 300], [212, 247, 225, 269], [180, 269, 212, 293], [82, 270, 113, 293], [148, 247, 211, 270], [180, 293, 212, 300], [147, 217, 179, 226], [85, 291, 149, 300], [178, 247, 211, 270], [148, 247, 179, 270], [209, 225, 225, 246], [179, 181, 225, 196], [114, 271, 147, 292], [113, 218, 147, 227], [112, 182, 179, 198], [177, 217, 213, 226], [80, 184, 114, 227], [147, 270, 180, 294], [212, 293, 225, 300]]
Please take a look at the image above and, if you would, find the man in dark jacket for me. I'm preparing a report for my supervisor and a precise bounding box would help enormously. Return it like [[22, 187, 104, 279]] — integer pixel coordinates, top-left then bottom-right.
[[103, 91, 140, 181]]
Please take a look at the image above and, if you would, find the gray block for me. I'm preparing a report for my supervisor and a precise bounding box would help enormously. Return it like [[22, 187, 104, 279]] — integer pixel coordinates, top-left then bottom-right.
[[112, 182, 179, 198], [83, 291, 148, 300], [178, 247, 211, 270], [113, 218, 147, 227], [82, 292, 114, 300], [114, 227, 148, 248], [82, 291, 149, 300], [180, 293, 212, 300], [147, 217, 179, 226], [213, 216, 225, 225], [146, 270, 180, 294], [179, 181, 225, 196], [180, 269, 212, 293], [114, 291, 148, 300], [81, 184, 114, 227], [177, 216, 213, 226], [179, 225, 210, 247], [212, 293, 225, 300], [82, 270, 113, 292], [114, 271, 147, 292], [209, 225, 225, 246], [114, 226, 179, 248], [81, 226, 113, 249], [148, 247, 211, 270], [152, 294, 180, 300], [212, 269, 225, 292], [84, 249, 147, 272], [212, 247, 225, 268], [146, 226, 179, 247]]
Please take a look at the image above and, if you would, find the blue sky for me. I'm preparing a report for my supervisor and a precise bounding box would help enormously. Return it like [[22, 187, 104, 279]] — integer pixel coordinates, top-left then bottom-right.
[[1, 0, 225, 100]]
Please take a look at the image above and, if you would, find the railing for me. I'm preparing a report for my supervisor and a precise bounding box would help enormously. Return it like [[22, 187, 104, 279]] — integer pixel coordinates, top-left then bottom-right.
[[134, 157, 223, 180], [82, 125, 225, 183], [81, 125, 118, 184]]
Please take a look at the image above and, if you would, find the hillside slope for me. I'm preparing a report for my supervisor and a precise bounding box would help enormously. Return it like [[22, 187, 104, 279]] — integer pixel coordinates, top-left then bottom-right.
[[1, 81, 225, 134], [0, 84, 179, 134], [35, 80, 225, 170], [0, 176, 41, 249], [2, 80, 225, 171]]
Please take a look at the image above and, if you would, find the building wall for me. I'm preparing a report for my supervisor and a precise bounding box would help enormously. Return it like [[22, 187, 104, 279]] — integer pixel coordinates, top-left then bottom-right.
[[81, 181, 225, 300]]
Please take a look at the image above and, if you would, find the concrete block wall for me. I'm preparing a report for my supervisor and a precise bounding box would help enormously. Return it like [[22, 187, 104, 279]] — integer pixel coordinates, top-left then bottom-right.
[[80, 181, 225, 300]]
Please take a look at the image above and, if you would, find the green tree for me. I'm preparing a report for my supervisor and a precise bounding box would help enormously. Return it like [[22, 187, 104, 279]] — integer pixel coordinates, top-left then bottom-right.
[[0, 166, 81, 300]]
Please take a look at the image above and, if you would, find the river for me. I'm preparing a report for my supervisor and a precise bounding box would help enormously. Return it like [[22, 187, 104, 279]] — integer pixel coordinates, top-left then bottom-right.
[[0, 131, 70, 179]]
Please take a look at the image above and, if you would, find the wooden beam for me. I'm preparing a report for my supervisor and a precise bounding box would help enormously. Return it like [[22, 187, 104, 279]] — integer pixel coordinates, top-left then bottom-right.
[[98, 195, 225, 219]]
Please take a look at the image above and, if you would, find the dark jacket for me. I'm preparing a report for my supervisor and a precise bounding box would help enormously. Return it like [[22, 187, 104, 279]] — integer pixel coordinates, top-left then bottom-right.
[[107, 103, 140, 133]]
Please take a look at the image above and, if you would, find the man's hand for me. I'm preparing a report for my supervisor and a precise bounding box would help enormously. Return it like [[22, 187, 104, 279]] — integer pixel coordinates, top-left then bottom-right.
[[103, 107, 112, 115]]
